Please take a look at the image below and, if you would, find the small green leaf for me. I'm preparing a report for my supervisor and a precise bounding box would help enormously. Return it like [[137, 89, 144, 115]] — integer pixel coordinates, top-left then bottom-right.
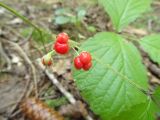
[[98, 0, 152, 32], [45, 97, 67, 108], [70, 16, 77, 24], [140, 34, 160, 65], [77, 9, 86, 21], [55, 8, 72, 15], [54, 16, 70, 25], [73, 32, 156, 120], [87, 25, 96, 32]]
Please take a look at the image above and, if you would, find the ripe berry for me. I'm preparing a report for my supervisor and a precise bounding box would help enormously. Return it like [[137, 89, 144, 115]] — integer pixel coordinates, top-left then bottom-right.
[[83, 62, 92, 71], [79, 52, 92, 65], [54, 42, 69, 54], [74, 56, 83, 70], [56, 32, 69, 44], [42, 55, 52, 66]]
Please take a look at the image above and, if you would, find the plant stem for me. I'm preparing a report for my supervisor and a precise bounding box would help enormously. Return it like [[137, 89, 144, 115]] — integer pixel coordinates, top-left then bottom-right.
[[0, 2, 46, 52], [48, 50, 55, 56], [72, 47, 79, 56]]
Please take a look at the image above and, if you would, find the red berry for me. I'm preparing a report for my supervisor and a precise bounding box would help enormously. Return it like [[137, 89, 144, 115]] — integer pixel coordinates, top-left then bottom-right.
[[79, 52, 92, 65], [56, 32, 69, 44], [83, 62, 92, 71], [54, 42, 69, 54], [74, 56, 83, 70]]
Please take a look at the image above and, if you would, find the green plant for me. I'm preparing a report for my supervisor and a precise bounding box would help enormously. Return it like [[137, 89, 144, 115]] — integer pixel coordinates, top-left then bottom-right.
[[73, 0, 160, 120], [1, 0, 160, 120], [54, 6, 97, 33], [54, 7, 86, 26]]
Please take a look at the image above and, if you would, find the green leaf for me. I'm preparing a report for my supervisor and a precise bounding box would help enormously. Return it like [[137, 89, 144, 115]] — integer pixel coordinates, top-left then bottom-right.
[[112, 99, 158, 120], [77, 8, 86, 21], [98, 0, 152, 32], [153, 86, 160, 107], [140, 35, 160, 65], [73, 32, 156, 120], [54, 16, 70, 25]]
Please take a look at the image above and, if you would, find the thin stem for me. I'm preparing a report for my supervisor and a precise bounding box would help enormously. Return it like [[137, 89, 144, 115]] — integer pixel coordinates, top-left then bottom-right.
[[0, 2, 40, 32], [69, 39, 80, 46], [48, 50, 55, 56], [72, 47, 79, 56]]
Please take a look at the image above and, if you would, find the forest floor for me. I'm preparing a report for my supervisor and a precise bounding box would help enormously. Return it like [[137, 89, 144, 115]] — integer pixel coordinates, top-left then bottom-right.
[[0, 0, 160, 120]]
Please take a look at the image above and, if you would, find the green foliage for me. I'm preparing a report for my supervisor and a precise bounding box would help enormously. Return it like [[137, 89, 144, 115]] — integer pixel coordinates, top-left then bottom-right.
[[21, 27, 52, 43], [73, 32, 157, 120], [98, 0, 152, 32], [86, 25, 96, 32], [54, 7, 86, 26], [21, 27, 33, 37], [55, 16, 71, 25], [152, 86, 160, 119], [153, 86, 160, 106], [76, 7, 86, 21], [45, 97, 67, 108], [139, 35, 160, 65], [55, 8, 72, 15]]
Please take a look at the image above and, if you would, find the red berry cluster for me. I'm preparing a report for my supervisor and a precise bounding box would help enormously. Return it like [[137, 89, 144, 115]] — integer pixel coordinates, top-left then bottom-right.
[[54, 33, 69, 54], [42, 32, 92, 71], [74, 52, 92, 71]]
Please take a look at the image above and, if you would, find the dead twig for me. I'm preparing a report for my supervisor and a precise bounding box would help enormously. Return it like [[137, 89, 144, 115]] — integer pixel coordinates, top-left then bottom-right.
[[37, 58, 94, 120], [124, 26, 148, 36], [0, 41, 11, 72], [145, 58, 160, 81]]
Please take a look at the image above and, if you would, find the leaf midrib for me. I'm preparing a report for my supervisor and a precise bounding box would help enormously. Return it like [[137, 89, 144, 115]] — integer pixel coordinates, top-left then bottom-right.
[[117, 0, 131, 31]]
